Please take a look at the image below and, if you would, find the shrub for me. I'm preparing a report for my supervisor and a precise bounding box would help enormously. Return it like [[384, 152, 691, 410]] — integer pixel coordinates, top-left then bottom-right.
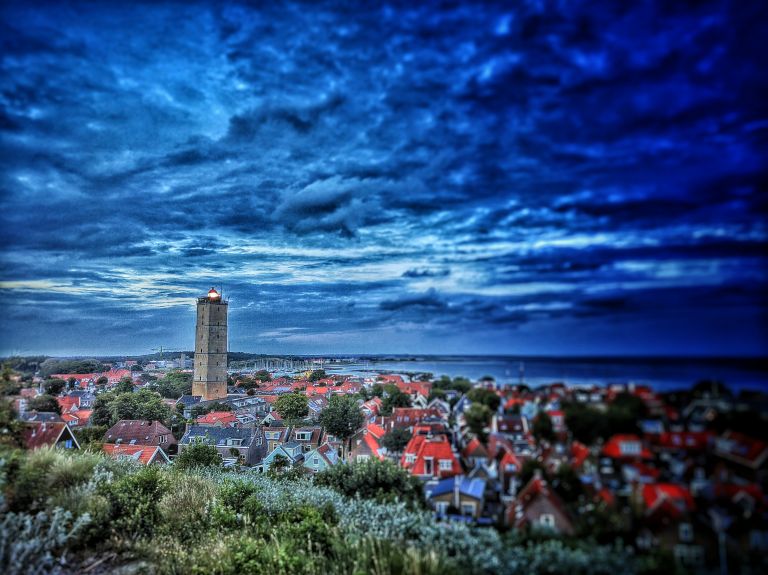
[[0, 508, 90, 575], [100, 465, 169, 542], [174, 443, 221, 470]]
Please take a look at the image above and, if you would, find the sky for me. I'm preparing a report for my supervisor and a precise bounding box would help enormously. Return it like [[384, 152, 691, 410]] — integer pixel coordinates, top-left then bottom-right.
[[0, 0, 766, 357]]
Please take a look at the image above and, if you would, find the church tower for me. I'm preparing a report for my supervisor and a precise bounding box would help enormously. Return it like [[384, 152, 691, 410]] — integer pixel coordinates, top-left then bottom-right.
[[192, 287, 228, 401]]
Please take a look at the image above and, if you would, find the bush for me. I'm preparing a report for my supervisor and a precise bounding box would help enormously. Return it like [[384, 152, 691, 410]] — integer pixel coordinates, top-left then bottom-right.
[[314, 459, 425, 509], [175, 443, 222, 470], [100, 465, 169, 542]]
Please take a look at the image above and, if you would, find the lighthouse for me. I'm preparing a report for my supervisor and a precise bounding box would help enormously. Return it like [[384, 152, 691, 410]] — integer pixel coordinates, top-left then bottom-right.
[[191, 287, 228, 401]]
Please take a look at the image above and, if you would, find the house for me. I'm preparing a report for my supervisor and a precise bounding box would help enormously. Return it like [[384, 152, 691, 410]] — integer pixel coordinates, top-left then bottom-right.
[[103, 420, 177, 454], [462, 437, 489, 468], [262, 411, 284, 426], [602, 434, 653, 460], [262, 441, 304, 470], [22, 421, 80, 450], [401, 430, 461, 480], [361, 397, 383, 418], [307, 395, 329, 419], [303, 443, 340, 473], [426, 397, 451, 418], [103, 443, 170, 465], [196, 411, 237, 427], [350, 431, 386, 462], [425, 475, 486, 519], [506, 474, 574, 535], [179, 425, 265, 466], [19, 410, 63, 423], [713, 431, 768, 474], [391, 407, 442, 431], [290, 426, 325, 452], [61, 409, 93, 428], [263, 426, 291, 453], [176, 395, 202, 418], [652, 431, 713, 453]]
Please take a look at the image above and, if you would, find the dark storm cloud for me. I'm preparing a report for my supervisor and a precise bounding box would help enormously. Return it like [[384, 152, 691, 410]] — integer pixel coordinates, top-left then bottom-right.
[[1, 0, 766, 355]]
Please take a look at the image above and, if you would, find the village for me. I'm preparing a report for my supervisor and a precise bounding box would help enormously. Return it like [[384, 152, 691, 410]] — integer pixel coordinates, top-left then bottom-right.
[[6, 357, 767, 574]]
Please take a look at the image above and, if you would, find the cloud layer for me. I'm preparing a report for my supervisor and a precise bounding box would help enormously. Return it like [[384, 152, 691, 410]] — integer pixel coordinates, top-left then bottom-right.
[[0, 1, 766, 356]]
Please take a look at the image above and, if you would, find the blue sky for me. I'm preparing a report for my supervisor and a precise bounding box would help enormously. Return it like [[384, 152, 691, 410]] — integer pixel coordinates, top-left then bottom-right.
[[0, 1, 766, 357]]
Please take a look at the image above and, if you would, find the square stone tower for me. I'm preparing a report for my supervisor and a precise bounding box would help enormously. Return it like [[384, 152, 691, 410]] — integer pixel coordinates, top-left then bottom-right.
[[192, 287, 228, 401]]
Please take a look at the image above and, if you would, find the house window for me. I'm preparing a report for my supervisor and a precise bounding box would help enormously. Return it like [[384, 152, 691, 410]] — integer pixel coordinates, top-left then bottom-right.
[[679, 523, 693, 543], [356, 455, 369, 463], [405, 453, 416, 464], [461, 503, 475, 516], [313, 457, 320, 465], [435, 501, 449, 516], [539, 514, 555, 529], [296, 432, 310, 441], [64, 439, 73, 449], [439, 459, 453, 471], [620, 441, 641, 455], [424, 458, 434, 476]]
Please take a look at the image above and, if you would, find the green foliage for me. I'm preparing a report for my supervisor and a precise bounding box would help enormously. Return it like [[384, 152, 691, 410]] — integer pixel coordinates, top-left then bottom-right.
[[274, 393, 309, 422], [433, 375, 472, 394], [467, 387, 501, 411], [319, 395, 364, 441], [532, 412, 555, 442], [73, 425, 108, 448], [39, 358, 104, 378], [153, 370, 193, 399], [0, 400, 23, 448], [100, 465, 169, 541], [92, 389, 171, 428], [314, 459, 425, 509], [115, 377, 135, 394], [464, 403, 492, 438], [42, 378, 66, 395], [190, 401, 232, 419], [27, 394, 61, 415], [380, 385, 411, 416], [380, 427, 412, 452], [551, 464, 583, 503], [564, 395, 644, 445], [519, 459, 546, 487], [175, 443, 222, 470], [308, 369, 327, 382]]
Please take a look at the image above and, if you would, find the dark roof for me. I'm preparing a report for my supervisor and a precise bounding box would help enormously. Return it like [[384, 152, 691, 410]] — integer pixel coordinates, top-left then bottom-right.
[[176, 395, 202, 407], [428, 475, 486, 500], [20, 411, 63, 422], [180, 424, 258, 447], [104, 420, 175, 444]]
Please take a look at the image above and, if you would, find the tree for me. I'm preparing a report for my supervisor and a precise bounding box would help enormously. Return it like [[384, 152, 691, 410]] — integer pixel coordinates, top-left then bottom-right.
[[533, 412, 555, 442], [380, 427, 412, 453], [380, 385, 411, 416], [175, 443, 222, 470], [73, 425, 108, 448], [92, 389, 171, 427], [274, 393, 309, 422], [28, 394, 61, 414], [319, 395, 364, 450], [552, 464, 583, 503], [154, 371, 193, 399], [190, 401, 232, 419], [43, 378, 66, 396], [115, 378, 134, 394], [0, 399, 23, 447], [314, 459, 425, 508], [467, 387, 501, 411], [519, 459, 546, 487], [309, 370, 327, 382], [130, 364, 144, 372], [464, 403, 491, 438]]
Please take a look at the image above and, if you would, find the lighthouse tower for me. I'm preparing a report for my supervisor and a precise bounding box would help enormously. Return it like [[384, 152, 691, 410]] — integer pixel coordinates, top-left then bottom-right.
[[192, 287, 228, 401]]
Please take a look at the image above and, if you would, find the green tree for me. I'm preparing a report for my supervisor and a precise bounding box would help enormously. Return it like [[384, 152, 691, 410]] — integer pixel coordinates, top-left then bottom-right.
[[309, 370, 327, 382], [467, 387, 501, 411], [314, 459, 425, 509], [28, 394, 61, 414], [43, 378, 66, 396], [552, 464, 583, 503], [0, 399, 23, 447], [533, 412, 555, 442], [380, 385, 411, 416], [115, 377, 134, 394], [154, 370, 193, 399], [92, 389, 171, 428], [274, 393, 309, 422], [175, 443, 222, 470], [380, 427, 412, 453], [319, 395, 364, 451], [464, 403, 491, 438], [519, 459, 546, 487], [73, 425, 108, 448]]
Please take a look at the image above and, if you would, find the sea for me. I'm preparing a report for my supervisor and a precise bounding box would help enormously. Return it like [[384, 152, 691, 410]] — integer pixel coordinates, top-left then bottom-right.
[[321, 356, 768, 393]]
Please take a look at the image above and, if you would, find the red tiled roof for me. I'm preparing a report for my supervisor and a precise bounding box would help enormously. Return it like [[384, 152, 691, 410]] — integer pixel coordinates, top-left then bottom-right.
[[22, 421, 78, 450], [571, 441, 590, 469], [57, 396, 80, 412], [197, 411, 237, 426], [462, 437, 489, 459], [366, 421, 387, 440], [602, 434, 652, 459], [363, 433, 385, 460], [715, 431, 768, 468], [642, 483, 695, 520], [103, 443, 168, 465], [654, 431, 713, 451], [401, 434, 461, 478]]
